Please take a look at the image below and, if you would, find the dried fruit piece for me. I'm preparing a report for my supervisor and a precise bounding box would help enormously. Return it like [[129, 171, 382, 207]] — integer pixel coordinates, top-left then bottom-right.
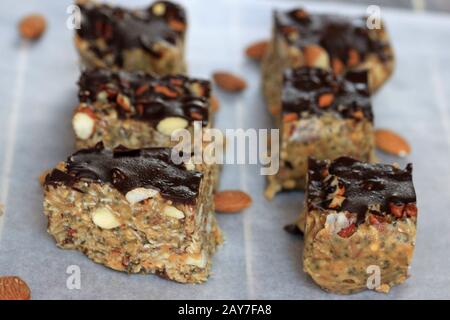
[[245, 40, 268, 61], [404, 203, 417, 217], [155, 85, 178, 98], [72, 108, 96, 140], [92, 207, 121, 229], [389, 202, 405, 218], [116, 94, 131, 111], [39, 169, 52, 186], [0, 276, 31, 300], [214, 190, 252, 213], [212, 72, 247, 92], [18, 14, 46, 40], [375, 129, 411, 157], [337, 223, 356, 238], [318, 93, 334, 108]]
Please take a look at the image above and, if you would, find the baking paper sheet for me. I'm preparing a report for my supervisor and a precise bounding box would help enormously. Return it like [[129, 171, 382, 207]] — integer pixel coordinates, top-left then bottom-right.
[[1, 0, 450, 299]]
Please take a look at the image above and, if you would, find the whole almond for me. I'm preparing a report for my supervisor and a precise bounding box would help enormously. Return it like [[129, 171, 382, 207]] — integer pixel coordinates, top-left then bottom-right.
[[214, 190, 252, 213], [211, 95, 220, 112], [212, 72, 247, 92], [245, 40, 268, 61], [0, 276, 31, 300], [18, 14, 46, 40], [375, 129, 411, 157]]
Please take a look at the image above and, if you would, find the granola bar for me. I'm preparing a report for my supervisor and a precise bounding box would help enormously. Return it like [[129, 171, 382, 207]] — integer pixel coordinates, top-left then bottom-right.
[[302, 157, 417, 294], [73, 68, 212, 150], [75, 0, 187, 75], [261, 8, 395, 114], [43, 143, 222, 283], [265, 67, 375, 199]]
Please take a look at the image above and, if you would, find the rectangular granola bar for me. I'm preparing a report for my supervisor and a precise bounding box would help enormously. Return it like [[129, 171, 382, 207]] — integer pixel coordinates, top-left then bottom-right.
[[72, 68, 212, 150], [43, 143, 222, 283], [262, 8, 395, 114], [265, 67, 375, 199], [302, 157, 417, 294], [75, 0, 187, 75]]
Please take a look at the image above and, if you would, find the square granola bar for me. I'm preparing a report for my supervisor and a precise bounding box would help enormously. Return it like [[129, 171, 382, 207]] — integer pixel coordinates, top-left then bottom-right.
[[265, 67, 375, 199], [262, 8, 395, 114], [302, 157, 417, 294], [75, 0, 187, 75], [73, 68, 212, 150], [43, 143, 222, 283]]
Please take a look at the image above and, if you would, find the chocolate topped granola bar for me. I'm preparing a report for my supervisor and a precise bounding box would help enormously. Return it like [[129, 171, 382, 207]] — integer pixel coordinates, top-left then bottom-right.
[[265, 67, 375, 199], [43, 143, 222, 283], [45, 143, 202, 203], [73, 69, 211, 149], [75, 0, 187, 75], [262, 7, 395, 114], [302, 157, 417, 294], [283, 67, 372, 121]]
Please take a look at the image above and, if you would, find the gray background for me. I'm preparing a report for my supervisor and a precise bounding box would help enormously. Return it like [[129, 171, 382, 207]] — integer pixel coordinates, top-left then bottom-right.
[[0, 0, 450, 299]]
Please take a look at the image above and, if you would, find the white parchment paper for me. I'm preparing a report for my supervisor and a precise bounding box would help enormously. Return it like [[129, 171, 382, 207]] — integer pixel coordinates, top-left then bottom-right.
[[0, 0, 449, 299]]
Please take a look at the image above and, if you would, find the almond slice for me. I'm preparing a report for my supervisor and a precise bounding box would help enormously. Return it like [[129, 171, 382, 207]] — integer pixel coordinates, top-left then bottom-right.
[[212, 72, 247, 92], [245, 40, 269, 61], [375, 129, 411, 157], [0, 276, 31, 300], [214, 190, 252, 213]]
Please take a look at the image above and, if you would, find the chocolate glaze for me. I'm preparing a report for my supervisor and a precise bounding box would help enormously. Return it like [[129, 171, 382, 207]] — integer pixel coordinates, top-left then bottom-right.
[[79, 68, 210, 125], [307, 157, 416, 224], [283, 67, 372, 121], [274, 8, 392, 64], [77, 1, 186, 64], [45, 143, 202, 204]]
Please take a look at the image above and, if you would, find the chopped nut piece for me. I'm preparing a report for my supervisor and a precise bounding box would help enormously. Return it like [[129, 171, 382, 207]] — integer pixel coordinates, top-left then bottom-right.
[[329, 195, 345, 209], [303, 45, 329, 69], [283, 112, 298, 122], [125, 188, 159, 204], [347, 48, 360, 67], [163, 205, 185, 219], [318, 93, 334, 108], [72, 109, 96, 140], [156, 117, 188, 136], [92, 207, 121, 229], [152, 2, 166, 16]]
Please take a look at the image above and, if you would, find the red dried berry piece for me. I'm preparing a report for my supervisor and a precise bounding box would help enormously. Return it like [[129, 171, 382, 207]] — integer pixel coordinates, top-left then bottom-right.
[[404, 203, 417, 217], [389, 202, 405, 218], [337, 223, 356, 238]]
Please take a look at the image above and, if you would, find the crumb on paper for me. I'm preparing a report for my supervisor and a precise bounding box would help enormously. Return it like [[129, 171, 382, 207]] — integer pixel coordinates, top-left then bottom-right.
[[0, 203, 4, 216]]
